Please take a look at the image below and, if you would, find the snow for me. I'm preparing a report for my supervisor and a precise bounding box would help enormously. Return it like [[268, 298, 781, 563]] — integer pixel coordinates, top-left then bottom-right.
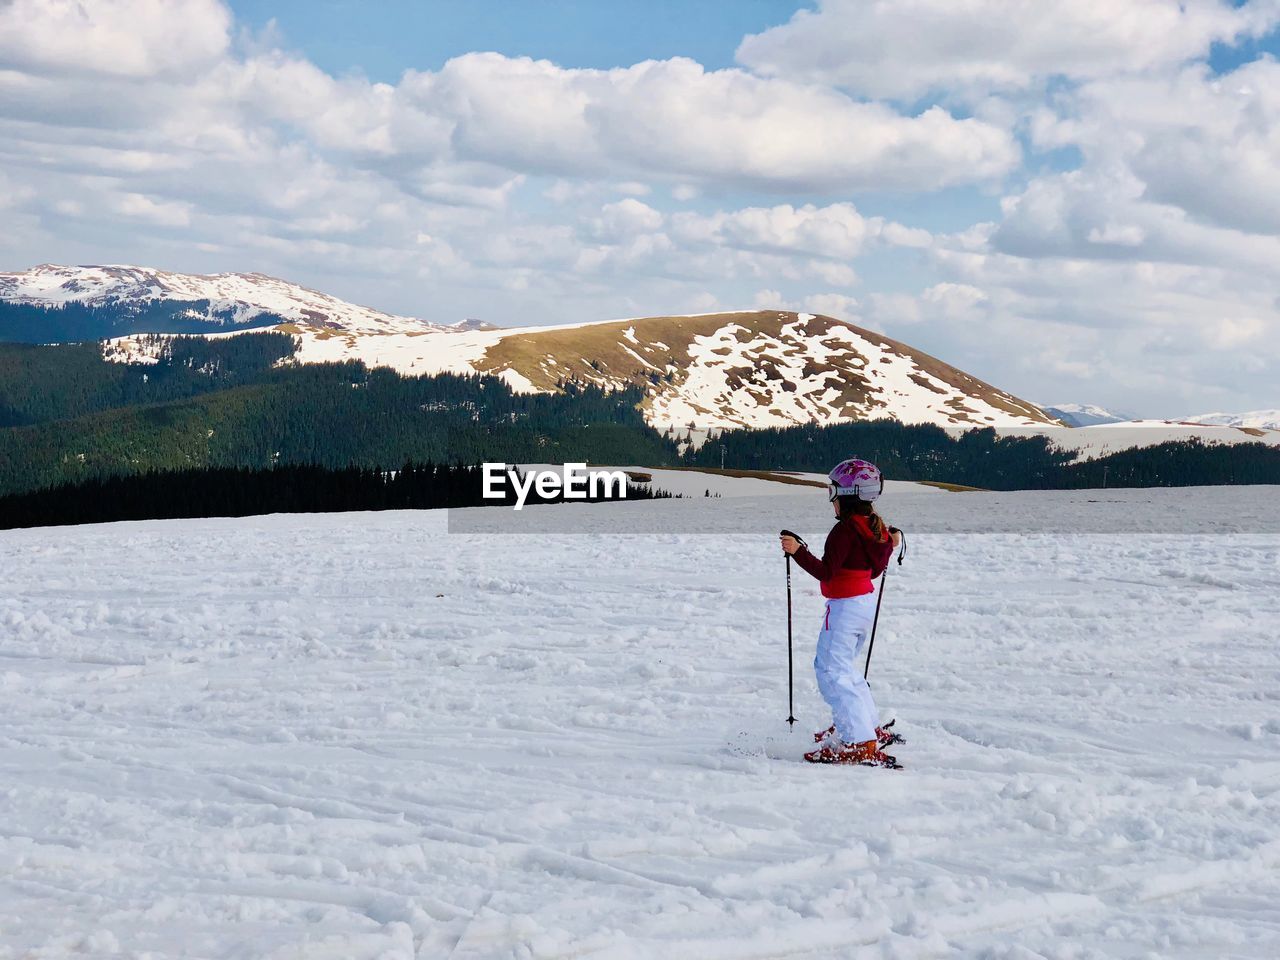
[[100, 335, 162, 364], [0, 264, 445, 336], [497, 368, 539, 394], [2, 487, 1278, 957], [1181, 410, 1280, 431], [1039, 403, 1132, 427], [962, 423, 1280, 461], [646, 316, 1048, 434]]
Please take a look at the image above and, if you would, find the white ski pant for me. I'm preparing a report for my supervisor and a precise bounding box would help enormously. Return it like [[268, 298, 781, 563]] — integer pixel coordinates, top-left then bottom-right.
[[814, 592, 879, 745]]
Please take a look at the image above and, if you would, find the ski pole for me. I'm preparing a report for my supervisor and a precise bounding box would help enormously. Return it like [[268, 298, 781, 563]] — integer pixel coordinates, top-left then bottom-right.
[[864, 528, 906, 681], [780, 529, 806, 727]]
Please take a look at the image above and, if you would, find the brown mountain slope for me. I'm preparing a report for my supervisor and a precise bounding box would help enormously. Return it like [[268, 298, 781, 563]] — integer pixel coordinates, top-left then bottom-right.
[[471, 310, 1058, 430]]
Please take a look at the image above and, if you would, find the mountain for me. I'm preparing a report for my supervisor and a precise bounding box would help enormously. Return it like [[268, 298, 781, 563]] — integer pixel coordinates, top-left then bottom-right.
[[0, 263, 448, 340], [1, 263, 1058, 431], [1039, 403, 1133, 427], [459, 311, 1059, 431], [1178, 410, 1280, 431]]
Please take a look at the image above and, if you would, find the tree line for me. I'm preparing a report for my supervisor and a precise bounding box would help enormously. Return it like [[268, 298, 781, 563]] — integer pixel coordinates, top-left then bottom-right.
[[0, 299, 286, 343], [0, 335, 679, 496], [685, 419, 1073, 489], [684, 419, 1280, 490], [0, 462, 675, 530], [0, 333, 298, 427]]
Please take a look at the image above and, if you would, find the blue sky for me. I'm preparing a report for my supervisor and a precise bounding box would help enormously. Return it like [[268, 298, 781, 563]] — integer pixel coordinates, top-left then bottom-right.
[[2, 0, 1279, 417], [228, 0, 815, 79], [231, 0, 1279, 87]]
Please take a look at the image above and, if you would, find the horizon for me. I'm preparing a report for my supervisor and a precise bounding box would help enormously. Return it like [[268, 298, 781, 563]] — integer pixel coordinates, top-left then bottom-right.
[[1, 1, 1278, 417]]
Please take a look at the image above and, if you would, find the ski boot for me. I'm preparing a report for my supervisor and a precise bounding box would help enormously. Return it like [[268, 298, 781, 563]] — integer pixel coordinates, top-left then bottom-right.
[[814, 719, 904, 748]]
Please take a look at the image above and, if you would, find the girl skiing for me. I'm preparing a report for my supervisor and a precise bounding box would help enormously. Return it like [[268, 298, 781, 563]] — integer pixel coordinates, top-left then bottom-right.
[[780, 459, 903, 766]]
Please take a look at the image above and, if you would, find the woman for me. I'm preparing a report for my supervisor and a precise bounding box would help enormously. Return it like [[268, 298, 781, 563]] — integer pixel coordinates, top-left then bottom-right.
[[780, 458, 903, 767]]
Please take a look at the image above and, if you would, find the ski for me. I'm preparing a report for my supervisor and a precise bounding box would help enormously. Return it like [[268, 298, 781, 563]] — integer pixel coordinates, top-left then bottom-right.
[[803, 744, 903, 768]]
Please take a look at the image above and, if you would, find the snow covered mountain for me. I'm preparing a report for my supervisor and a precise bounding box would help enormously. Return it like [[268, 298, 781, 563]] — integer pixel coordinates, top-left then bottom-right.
[[1039, 402, 1132, 427], [460, 311, 1058, 431], [1, 263, 1058, 431], [1179, 410, 1280, 431], [1035, 405, 1280, 433], [0, 263, 447, 336]]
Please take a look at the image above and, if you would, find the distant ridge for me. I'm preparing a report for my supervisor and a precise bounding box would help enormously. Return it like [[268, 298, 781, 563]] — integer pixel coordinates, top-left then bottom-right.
[[1179, 410, 1280, 431], [1039, 403, 1132, 427]]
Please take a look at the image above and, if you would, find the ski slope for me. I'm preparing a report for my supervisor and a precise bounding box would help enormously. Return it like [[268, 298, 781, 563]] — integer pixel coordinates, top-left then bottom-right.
[[2, 489, 1279, 958]]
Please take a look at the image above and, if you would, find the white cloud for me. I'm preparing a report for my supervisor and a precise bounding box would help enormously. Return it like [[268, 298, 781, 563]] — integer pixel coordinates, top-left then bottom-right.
[[1033, 61, 1280, 236], [544, 180, 653, 204], [991, 165, 1280, 277], [865, 292, 925, 327], [880, 222, 933, 249], [0, 171, 34, 210], [737, 0, 1280, 99], [803, 293, 861, 319], [905, 230, 1280, 410], [592, 199, 665, 240], [0, 0, 231, 79], [234, 55, 408, 156], [113, 192, 192, 227], [673, 203, 871, 259], [566, 200, 917, 288], [921, 282, 988, 316], [753, 289, 787, 309], [392, 53, 1020, 192], [965, 49, 1280, 410], [744, 290, 866, 321], [686, 291, 722, 312], [807, 261, 858, 287], [543, 180, 580, 204], [1211, 315, 1268, 349], [1087, 223, 1146, 247], [412, 171, 526, 210], [670, 202, 927, 260]]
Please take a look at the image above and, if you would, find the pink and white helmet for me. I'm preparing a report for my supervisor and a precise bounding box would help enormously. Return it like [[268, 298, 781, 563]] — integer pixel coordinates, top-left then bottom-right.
[[827, 458, 882, 502]]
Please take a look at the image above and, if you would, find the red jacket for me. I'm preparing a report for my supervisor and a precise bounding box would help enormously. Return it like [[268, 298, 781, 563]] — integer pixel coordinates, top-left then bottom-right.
[[794, 515, 895, 599]]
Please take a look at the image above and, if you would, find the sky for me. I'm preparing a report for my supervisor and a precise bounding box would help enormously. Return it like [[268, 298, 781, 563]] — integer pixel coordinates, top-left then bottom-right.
[[1, 1, 1279, 417]]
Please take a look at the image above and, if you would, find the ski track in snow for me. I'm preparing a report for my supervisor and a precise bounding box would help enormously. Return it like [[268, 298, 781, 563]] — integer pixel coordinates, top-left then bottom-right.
[[2, 495, 1279, 958]]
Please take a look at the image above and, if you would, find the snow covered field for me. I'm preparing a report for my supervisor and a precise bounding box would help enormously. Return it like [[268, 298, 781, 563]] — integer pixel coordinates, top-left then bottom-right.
[[3, 489, 1279, 958], [971, 424, 1280, 462]]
